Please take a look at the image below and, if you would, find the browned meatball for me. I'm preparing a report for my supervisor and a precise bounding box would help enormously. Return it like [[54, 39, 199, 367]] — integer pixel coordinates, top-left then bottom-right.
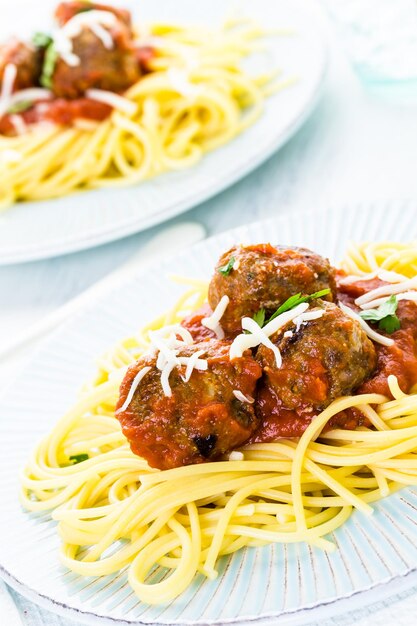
[[55, 2, 132, 29], [250, 301, 377, 441], [0, 39, 41, 90], [51, 13, 140, 97], [208, 244, 337, 335], [116, 340, 263, 470]]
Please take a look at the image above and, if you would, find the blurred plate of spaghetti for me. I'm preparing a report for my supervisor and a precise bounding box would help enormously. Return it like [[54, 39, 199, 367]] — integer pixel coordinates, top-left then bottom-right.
[[0, 0, 326, 265]]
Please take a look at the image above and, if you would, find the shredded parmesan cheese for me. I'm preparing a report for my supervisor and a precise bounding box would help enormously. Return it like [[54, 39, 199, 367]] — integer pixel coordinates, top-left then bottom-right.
[[229, 451, 244, 461], [230, 302, 309, 366], [339, 269, 406, 286], [85, 89, 137, 116], [359, 290, 417, 310], [241, 317, 283, 367], [160, 362, 176, 397], [202, 295, 229, 340], [0, 64, 17, 114], [292, 308, 324, 332], [8, 115, 27, 135], [338, 302, 394, 347], [355, 276, 417, 306], [232, 390, 254, 404], [147, 325, 209, 396], [149, 324, 192, 344], [90, 21, 114, 49], [54, 10, 117, 66], [0, 87, 53, 118], [178, 350, 208, 382], [115, 366, 151, 413]]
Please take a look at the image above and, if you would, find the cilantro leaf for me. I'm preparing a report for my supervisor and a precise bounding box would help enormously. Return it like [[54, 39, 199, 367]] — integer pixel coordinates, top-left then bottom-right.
[[69, 453, 89, 464], [7, 100, 33, 114], [359, 295, 401, 335], [267, 288, 331, 324], [40, 42, 58, 89], [360, 294, 398, 322], [379, 315, 401, 334], [32, 32, 53, 48], [253, 308, 265, 327], [218, 256, 236, 276]]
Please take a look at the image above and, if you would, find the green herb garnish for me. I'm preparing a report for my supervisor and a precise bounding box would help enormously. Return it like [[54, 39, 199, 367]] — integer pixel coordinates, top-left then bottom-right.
[[40, 42, 58, 89], [359, 295, 401, 334], [218, 256, 236, 276], [265, 288, 331, 325], [252, 308, 265, 327], [32, 32, 53, 48], [76, 6, 93, 13], [69, 453, 89, 464], [7, 100, 33, 114]]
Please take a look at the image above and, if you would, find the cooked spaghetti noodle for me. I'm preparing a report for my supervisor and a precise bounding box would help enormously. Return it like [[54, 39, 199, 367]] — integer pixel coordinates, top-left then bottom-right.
[[0, 19, 291, 208], [21, 243, 417, 605]]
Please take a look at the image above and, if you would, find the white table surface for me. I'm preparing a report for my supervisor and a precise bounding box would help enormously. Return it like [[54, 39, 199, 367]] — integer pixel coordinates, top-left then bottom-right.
[[2, 1, 417, 624]]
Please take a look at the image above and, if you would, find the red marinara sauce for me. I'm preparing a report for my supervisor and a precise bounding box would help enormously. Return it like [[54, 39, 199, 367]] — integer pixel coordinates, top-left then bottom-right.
[[336, 270, 417, 397], [180, 304, 217, 342], [0, 98, 112, 135]]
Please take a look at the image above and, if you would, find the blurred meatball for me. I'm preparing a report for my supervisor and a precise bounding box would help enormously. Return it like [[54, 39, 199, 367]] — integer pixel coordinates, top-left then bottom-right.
[[0, 39, 41, 90], [251, 301, 377, 441], [208, 244, 337, 335], [55, 2, 133, 29], [51, 8, 140, 98], [116, 340, 262, 470]]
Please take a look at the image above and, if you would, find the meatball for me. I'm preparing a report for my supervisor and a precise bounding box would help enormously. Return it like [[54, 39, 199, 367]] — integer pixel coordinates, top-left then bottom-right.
[[336, 274, 417, 398], [0, 39, 41, 91], [250, 301, 377, 441], [116, 340, 262, 470], [55, 2, 132, 29], [51, 12, 140, 97], [208, 244, 337, 335]]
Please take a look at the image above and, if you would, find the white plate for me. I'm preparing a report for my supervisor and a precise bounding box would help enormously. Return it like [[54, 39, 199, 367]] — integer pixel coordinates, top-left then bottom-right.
[[0, 0, 326, 265], [2, 200, 417, 626]]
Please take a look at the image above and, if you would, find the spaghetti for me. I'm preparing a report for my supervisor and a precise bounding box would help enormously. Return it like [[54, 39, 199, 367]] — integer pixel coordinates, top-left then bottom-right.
[[21, 243, 417, 605], [0, 18, 291, 208]]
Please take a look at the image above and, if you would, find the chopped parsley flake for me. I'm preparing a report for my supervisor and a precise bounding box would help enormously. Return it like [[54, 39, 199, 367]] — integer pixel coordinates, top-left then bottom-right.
[[69, 453, 89, 464], [359, 295, 401, 334], [32, 32, 53, 48], [266, 288, 331, 325], [40, 42, 58, 89], [252, 309, 265, 327], [218, 256, 236, 276]]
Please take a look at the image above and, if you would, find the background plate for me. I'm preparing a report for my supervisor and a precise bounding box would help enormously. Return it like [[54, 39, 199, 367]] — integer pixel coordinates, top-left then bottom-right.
[[0, 0, 326, 265], [2, 201, 417, 625]]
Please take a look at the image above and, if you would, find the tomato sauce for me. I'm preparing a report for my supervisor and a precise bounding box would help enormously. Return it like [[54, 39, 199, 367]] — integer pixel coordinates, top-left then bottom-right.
[[0, 97, 112, 135], [337, 272, 417, 398], [180, 304, 217, 342]]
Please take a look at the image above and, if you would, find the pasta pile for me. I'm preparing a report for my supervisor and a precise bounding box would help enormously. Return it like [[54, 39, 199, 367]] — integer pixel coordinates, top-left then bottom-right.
[[0, 20, 291, 208], [21, 243, 417, 605]]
